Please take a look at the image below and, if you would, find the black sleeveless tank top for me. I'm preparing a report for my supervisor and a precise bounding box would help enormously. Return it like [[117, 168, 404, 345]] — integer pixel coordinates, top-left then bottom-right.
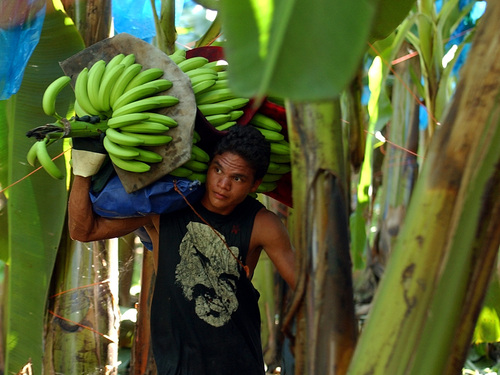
[[151, 196, 266, 375]]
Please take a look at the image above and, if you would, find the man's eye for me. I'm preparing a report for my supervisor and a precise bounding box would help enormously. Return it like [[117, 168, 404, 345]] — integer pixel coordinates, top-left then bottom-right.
[[233, 176, 241, 182]]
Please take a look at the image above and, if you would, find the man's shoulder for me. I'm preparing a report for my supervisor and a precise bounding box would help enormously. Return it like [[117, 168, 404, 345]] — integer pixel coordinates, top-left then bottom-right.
[[237, 195, 266, 214]]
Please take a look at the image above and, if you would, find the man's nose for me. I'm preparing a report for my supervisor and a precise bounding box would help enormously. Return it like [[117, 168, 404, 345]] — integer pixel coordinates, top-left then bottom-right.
[[218, 176, 231, 190]]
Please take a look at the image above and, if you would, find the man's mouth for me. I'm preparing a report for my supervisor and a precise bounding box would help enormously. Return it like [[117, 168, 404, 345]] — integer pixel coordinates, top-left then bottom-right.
[[213, 191, 227, 200]]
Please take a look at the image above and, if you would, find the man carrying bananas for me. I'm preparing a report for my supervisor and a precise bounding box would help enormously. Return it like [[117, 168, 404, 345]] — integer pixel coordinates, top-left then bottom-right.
[[68, 125, 296, 375]]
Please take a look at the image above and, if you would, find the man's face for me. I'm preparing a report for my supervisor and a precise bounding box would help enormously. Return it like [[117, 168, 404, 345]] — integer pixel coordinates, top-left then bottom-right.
[[201, 152, 261, 215]]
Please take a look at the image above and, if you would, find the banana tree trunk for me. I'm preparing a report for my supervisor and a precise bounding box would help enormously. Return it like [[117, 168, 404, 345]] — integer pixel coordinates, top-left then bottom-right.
[[44, 237, 120, 374], [376, 41, 420, 266], [130, 249, 157, 375], [347, 2, 500, 373], [285, 99, 358, 375], [61, 0, 112, 47], [42, 1, 119, 373]]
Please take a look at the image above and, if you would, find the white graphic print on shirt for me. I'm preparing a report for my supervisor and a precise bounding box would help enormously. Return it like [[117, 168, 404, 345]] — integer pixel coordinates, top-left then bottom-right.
[[175, 221, 240, 327]]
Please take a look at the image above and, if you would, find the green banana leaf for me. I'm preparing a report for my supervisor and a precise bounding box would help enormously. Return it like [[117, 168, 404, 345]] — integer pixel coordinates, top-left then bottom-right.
[[218, 0, 416, 101], [0, 100, 7, 261], [1, 5, 84, 374], [369, 0, 416, 41]]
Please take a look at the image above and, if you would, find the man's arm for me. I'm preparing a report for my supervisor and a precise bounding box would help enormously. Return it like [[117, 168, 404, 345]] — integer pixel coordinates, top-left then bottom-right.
[[68, 175, 154, 242], [251, 209, 296, 289]]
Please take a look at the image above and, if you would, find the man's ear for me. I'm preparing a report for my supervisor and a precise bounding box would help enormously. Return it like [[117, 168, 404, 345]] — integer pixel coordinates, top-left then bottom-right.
[[250, 178, 263, 193]]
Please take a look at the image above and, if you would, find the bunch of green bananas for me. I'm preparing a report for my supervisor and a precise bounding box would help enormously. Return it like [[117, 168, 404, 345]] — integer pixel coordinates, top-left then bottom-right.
[[166, 52, 292, 194], [247, 113, 291, 193], [168, 50, 250, 131], [29, 53, 181, 177], [169, 130, 210, 182], [76, 54, 179, 174]]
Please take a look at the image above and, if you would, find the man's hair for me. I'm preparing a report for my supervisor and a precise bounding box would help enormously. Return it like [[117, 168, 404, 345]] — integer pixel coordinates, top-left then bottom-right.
[[213, 125, 270, 181]]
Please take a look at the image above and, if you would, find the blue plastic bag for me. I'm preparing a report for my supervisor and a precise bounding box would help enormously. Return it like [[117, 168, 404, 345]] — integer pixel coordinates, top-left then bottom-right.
[[0, 0, 46, 100], [90, 173, 204, 218], [112, 0, 184, 43], [90, 173, 204, 250]]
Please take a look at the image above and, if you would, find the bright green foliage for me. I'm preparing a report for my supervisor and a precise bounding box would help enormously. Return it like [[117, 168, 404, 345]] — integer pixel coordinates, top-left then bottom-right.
[[1, 7, 84, 374]]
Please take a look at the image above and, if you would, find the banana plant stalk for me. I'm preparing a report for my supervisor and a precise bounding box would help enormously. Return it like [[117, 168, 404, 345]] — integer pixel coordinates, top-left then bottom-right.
[[130, 249, 157, 375], [347, 2, 500, 373], [151, 0, 177, 54], [26, 117, 109, 141], [60, 0, 112, 47], [284, 99, 358, 375], [376, 41, 420, 264], [44, 235, 120, 374], [194, 13, 222, 48]]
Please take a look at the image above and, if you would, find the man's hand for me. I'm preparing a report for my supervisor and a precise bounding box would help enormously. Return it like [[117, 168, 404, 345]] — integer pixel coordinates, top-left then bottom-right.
[[71, 135, 107, 177]]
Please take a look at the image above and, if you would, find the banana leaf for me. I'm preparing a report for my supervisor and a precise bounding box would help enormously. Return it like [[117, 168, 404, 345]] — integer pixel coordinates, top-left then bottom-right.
[[218, 0, 416, 101], [1, 4, 84, 373], [347, 2, 500, 372]]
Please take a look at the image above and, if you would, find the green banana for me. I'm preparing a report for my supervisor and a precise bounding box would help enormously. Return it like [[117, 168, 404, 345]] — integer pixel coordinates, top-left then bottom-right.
[[36, 138, 64, 180], [75, 67, 100, 115], [141, 112, 178, 127], [215, 97, 250, 110], [205, 113, 231, 126], [97, 63, 126, 113], [249, 113, 283, 132], [270, 141, 290, 155], [195, 88, 236, 105], [102, 54, 125, 79], [215, 121, 237, 131], [192, 130, 201, 143], [191, 144, 210, 163], [190, 73, 218, 86], [74, 100, 90, 117], [192, 80, 216, 95], [169, 55, 186, 65], [121, 132, 172, 146], [119, 121, 170, 134], [113, 79, 173, 110], [109, 153, 151, 173], [120, 54, 136, 69], [183, 159, 208, 172], [187, 172, 207, 183], [270, 152, 291, 163], [253, 127, 285, 142], [26, 141, 39, 167], [107, 113, 151, 128], [168, 49, 186, 64], [124, 68, 165, 93], [217, 71, 228, 80], [169, 166, 193, 177], [42, 75, 72, 118], [177, 56, 209, 72], [210, 79, 229, 91], [190, 72, 217, 86], [256, 181, 277, 193], [186, 68, 218, 79], [111, 95, 179, 117], [109, 63, 143, 108], [103, 136, 141, 160], [134, 147, 163, 163], [87, 59, 107, 112], [203, 60, 228, 72], [197, 103, 232, 116], [228, 110, 244, 121], [105, 127, 145, 147], [262, 173, 284, 182], [266, 161, 291, 175]]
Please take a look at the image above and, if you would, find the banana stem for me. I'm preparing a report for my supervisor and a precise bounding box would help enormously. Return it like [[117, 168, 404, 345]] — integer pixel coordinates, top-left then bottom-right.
[[63, 119, 109, 138], [26, 119, 109, 141]]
